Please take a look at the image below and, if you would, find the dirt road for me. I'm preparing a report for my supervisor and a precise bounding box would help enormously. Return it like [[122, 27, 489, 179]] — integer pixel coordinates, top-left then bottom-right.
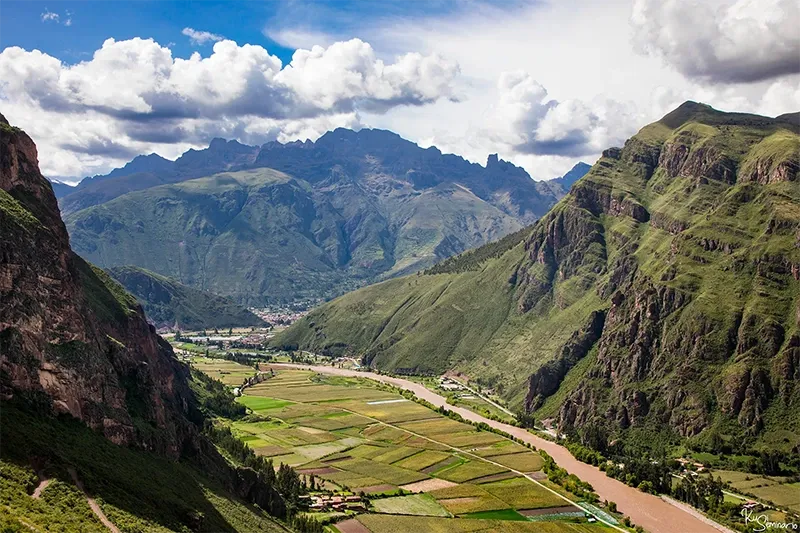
[[270, 363, 733, 533], [68, 467, 121, 533]]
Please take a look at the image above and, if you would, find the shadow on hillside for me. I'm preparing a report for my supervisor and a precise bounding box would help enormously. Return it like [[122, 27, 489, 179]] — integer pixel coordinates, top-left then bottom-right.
[[0, 403, 269, 532]]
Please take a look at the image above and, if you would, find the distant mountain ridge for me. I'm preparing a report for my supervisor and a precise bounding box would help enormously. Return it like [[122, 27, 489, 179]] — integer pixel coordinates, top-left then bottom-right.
[[64, 129, 589, 304], [59, 129, 585, 218]]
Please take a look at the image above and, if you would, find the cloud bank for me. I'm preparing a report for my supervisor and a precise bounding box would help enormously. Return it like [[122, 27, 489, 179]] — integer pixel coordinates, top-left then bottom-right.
[[0, 37, 458, 177], [632, 0, 800, 83]]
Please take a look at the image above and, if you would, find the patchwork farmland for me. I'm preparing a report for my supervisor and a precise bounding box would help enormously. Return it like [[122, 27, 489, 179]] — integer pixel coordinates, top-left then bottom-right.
[[185, 359, 627, 533]]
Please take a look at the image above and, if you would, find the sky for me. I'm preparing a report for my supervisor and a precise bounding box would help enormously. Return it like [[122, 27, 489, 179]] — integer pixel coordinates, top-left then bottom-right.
[[0, 0, 798, 183]]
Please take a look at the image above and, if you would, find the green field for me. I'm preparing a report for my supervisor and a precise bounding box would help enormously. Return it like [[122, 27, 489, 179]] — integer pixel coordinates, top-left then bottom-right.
[[197, 368, 616, 531], [714, 470, 800, 512], [189, 357, 256, 386], [355, 514, 608, 532], [371, 494, 451, 516]]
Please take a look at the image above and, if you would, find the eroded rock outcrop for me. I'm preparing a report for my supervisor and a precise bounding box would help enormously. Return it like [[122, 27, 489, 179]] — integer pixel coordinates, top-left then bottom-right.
[[1, 114, 197, 457]]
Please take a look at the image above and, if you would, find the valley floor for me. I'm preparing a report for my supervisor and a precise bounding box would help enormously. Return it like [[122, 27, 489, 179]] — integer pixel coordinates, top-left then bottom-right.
[[266, 363, 730, 533], [192, 356, 628, 533]]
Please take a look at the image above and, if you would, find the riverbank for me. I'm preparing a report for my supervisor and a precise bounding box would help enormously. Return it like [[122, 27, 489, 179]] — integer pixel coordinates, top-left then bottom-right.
[[269, 363, 729, 533]]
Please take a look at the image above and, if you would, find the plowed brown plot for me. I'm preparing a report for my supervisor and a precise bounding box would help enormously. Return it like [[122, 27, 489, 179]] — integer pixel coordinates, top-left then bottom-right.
[[358, 484, 397, 495], [400, 478, 458, 493], [334, 518, 371, 533], [471, 472, 518, 484]]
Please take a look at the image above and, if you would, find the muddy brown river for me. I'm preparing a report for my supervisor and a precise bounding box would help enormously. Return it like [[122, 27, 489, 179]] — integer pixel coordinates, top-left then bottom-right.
[[270, 363, 732, 533]]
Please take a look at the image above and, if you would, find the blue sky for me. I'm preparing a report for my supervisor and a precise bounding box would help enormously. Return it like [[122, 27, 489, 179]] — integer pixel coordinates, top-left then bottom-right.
[[1, 1, 296, 64], [0, 0, 797, 182]]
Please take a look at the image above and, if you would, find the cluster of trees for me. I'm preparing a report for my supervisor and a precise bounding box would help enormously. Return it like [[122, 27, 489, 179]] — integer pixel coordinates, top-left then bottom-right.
[[672, 475, 745, 527], [290, 514, 323, 533], [189, 369, 247, 419], [541, 451, 598, 503], [672, 475, 723, 510], [205, 424, 306, 515], [602, 456, 672, 494], [564, 441, 605, 466], [515, 411, 536, 429]]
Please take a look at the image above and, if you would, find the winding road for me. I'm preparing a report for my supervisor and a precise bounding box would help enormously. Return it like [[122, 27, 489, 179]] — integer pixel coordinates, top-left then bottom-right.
[[269, 363, 734, 533]]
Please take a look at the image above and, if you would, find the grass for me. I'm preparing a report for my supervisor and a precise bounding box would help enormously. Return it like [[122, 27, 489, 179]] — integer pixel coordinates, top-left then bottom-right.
[[0, 188, 43, 230], [0, 404, 284, 532], [481, 477, 567, 510], [435, 460, 508, 483], [371, 494, 451, 517], [356, 514, 607, 532], [714, 470, 800, 512], [459, 508, 528, 520], [394, 450, 452, 471], [236, 396, 294, 411], [335, 458, 427, 486], [489, 453, 544, 472]]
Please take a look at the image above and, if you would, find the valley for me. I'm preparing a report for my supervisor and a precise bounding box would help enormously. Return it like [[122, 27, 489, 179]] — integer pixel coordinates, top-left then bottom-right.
[[3, 1, 799, 531], [186, 357, 631, 533]]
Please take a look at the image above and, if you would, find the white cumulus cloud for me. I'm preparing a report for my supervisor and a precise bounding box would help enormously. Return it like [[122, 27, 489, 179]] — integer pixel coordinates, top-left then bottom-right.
[[632, 0, 800, 83], [0, 37, 459, 178], [480, 71, 643, 158], [182, 27, 225, 46]]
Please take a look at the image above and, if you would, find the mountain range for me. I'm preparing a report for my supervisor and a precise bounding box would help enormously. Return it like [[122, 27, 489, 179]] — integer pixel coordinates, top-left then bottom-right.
[[61, 129, 588, 305], [275, 102, 800, 453]]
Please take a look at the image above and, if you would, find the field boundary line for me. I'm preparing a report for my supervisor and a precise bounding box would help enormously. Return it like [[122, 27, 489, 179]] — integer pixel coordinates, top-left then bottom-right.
[[257, 370, 627, 532]]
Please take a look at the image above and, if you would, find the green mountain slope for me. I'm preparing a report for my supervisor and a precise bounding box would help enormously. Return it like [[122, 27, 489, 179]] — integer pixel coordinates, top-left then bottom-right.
[[62, 128, 587, 305], [0, 115, 293, 531], [1, 405, 285, 533], [275, 102, 800, 452], [107, 266, 265, 330], [66, 167, 522, 305]]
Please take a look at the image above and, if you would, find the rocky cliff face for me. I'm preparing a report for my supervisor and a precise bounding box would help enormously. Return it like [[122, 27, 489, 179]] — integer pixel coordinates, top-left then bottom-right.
[[514, 102, 800, 441], [0, 113, 198, 457]]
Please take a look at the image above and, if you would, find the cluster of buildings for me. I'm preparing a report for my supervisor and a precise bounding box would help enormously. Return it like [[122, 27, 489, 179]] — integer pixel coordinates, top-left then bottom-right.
[[252, 307, 311, 325], [231, 333, 273, 349], [303, 494, 366, 512], [675, 458, 707, 474], [438, 376, 465, 392]]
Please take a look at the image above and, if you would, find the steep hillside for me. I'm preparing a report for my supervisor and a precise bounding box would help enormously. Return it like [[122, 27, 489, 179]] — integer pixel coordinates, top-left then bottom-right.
[[107, 266, 265, 330], [0, 115, 289, 531], [66, 166, 523, 305], [1, 115, 194, 454], [276, 102, 800, 452]]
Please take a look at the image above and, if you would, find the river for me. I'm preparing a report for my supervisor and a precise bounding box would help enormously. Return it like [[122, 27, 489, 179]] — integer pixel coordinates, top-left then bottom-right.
[[269, 363, 733, 533]]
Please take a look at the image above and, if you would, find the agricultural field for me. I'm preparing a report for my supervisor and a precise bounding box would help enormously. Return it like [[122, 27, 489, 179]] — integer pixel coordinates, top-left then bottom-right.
[[189, 356, 256, 386], [194, 367, 620, 532], [713, 470, 800, 513]]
